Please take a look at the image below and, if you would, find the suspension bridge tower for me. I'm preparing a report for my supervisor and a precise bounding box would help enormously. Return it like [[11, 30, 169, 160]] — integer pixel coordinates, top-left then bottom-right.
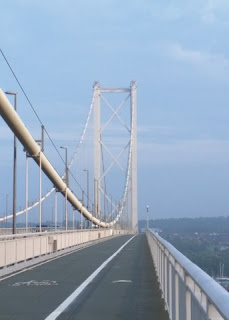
[[93, 81, 138, 233]]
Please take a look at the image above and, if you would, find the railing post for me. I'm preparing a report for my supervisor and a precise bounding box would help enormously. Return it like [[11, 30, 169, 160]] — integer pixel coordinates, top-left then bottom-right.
[[186, 290, 191, 320], [186, 276, 192, 320], [158, 242, 160, 276], [159, 246, 161, 284], [164, 254, 168, 308], [175, 272, 179, 320], [201, 292, 207, 312], [162, 248, 164, 293], [169, 260, 173, 317], [162, 246, 165, 294], [208, 304, 223, 320]]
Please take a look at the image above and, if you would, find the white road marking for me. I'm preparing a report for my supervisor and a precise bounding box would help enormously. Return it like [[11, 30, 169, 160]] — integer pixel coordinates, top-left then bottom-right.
[[45, 235, 136, 320], [10, 280, 58, 287], [112, 280, 132, 283]]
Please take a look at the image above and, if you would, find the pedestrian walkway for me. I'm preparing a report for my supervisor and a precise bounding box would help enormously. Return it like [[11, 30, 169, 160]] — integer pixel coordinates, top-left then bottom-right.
[[0, 234, 168, 319]]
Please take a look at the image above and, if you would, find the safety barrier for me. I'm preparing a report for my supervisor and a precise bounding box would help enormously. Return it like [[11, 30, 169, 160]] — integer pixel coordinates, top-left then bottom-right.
[[146, 229, 229, 320], [0, 228, 126, 269]]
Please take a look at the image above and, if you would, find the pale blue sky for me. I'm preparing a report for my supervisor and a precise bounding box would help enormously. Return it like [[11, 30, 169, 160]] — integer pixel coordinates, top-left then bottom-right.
[[1, 0, 229, 220]]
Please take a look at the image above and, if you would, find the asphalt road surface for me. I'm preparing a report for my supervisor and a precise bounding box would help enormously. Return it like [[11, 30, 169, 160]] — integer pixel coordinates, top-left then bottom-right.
[[0, 234, 169, 320]]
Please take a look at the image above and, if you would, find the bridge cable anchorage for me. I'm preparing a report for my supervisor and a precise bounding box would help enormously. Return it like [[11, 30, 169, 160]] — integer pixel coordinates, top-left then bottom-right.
[[0, 87, 136, 228]]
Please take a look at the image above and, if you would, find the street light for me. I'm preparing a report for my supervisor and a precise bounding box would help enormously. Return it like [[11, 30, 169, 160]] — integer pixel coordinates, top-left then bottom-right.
[[60, 146, 68, 186], [60, 146, 68, 230], [83, 169, 89, 210], [25, 151, 29, 232], [81, 191, 84, 230], [54, 188, 58, 231], [5, 91, 17, 234], [146, 205, 149, 229], [35, 126, 44, 232], [5, 194, 8, 229], [110, 194, 113, 221], [83, 169, 90, 229]]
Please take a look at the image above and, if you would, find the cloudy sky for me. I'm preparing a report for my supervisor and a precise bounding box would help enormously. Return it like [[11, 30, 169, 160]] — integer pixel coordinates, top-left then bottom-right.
[[1, 0, 229, 220]]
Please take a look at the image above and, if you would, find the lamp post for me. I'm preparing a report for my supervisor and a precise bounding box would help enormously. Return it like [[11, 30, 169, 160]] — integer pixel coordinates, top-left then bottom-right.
[[5, 194, 8, 229], [110, 195, 112, 221], [146, 205, 149, 229], [25, 152, 29, 232], [55, 189, 58, 231], [60, 146, 68, 186], [23, 147, 30, 233], [5, 91, 17, 234], [81, 191, 84, 230], [35, 126, 44, 233], [94, 179, 98, 218], [72, 207, 75, 230], [60, 146, 68, 230], [83, 169, 89, 211], [83, 169, 89, 229]]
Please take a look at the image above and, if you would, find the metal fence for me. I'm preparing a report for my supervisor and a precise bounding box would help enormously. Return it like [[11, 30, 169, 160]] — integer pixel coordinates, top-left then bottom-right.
[[146, 229, 229, 320]]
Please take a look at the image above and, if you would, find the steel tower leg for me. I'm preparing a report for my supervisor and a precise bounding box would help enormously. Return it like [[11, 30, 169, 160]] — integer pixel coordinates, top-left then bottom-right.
[[131, 81, 138, 233], [93, 82, 101, 219]]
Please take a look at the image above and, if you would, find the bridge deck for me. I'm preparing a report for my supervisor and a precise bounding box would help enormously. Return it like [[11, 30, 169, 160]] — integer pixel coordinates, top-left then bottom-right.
[[0, 234, 168, 320]]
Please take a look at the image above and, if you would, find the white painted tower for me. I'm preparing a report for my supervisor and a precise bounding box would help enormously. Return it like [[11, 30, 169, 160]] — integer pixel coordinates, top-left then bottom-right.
[[93, 82, 138, 232]]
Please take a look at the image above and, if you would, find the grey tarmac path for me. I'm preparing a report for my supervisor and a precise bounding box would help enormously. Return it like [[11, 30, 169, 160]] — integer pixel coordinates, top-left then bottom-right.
[[0, 235, 132, 320], [58, 234, 169, 320]]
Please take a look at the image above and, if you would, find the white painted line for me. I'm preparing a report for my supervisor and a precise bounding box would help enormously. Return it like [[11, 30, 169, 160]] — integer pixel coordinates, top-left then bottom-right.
[[112, 280, 132, 283], [45, 235, 136, 320]]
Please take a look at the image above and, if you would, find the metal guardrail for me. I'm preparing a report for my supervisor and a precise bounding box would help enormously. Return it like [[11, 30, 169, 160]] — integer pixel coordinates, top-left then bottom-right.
[[146, 229, 229, 320], [0, 228, 126, 269]]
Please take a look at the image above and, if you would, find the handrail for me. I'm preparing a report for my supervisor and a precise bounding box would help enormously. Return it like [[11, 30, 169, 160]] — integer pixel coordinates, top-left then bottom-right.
[[0, 227, 105, 241], [0, 228, 127, 273], [146, 229, 229, 320]]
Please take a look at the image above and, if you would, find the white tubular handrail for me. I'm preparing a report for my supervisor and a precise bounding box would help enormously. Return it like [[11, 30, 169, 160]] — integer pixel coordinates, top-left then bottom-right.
[[146, 229, 229, 320]]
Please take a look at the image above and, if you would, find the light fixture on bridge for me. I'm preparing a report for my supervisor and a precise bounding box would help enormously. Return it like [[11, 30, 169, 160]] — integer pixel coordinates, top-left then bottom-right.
[[146, 205, 149, 229], [60, 146, 68, 231], [5, 90, 18, 235]]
